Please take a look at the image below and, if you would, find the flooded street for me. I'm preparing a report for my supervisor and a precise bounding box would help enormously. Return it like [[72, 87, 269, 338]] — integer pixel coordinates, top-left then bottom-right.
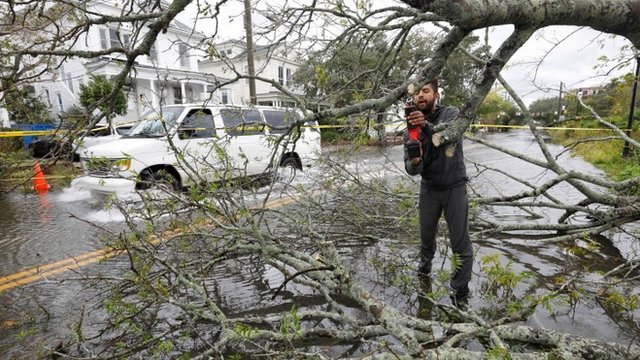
[[0, 189, 124, 275], [1, 130, 639, 357]]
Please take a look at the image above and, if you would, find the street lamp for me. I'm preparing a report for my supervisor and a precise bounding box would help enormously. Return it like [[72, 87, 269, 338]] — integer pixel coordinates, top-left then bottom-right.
[[623, 56, 640, 158]]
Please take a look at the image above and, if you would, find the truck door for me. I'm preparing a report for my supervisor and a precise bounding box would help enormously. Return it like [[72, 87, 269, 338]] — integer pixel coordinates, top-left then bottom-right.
[[218, 108, 268, 176], [174, 108, 220, 184]]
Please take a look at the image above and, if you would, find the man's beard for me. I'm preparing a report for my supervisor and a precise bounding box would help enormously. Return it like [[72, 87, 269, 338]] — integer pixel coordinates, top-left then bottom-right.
[[416, 98, 436, 114]]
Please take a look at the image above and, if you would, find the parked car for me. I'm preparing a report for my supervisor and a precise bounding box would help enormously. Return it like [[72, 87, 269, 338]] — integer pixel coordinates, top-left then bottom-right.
[[28, 134, 74, 159], [28, 123, 133, 160], [72, 104, 321, 194]]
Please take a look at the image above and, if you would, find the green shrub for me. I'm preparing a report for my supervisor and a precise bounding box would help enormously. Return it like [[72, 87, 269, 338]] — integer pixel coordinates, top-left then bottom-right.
[[0, 151, 30, 190], [0, 128, 25, 152]]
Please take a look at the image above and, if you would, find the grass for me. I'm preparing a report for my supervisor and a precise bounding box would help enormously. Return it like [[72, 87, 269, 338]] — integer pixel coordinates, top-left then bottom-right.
[[548, 119, 640, 194], [0, 137, 81, 192]]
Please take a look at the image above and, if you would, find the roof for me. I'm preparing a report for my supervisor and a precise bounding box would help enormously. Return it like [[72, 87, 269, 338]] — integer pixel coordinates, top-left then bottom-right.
[[170, 18, 206, 38]]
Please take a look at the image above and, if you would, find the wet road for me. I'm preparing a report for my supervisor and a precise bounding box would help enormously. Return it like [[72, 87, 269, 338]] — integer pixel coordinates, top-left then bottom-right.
[[0, 189, 125, 276], [0, 130, 638, 357]]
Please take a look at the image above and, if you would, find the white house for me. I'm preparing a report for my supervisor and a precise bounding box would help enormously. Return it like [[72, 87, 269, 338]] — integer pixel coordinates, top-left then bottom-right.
[[30, 1, 228, 124], [198, 40, 303, 108]]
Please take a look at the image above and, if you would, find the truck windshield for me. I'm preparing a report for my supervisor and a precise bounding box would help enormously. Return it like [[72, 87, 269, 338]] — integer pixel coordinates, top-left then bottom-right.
[[126, 107, 185, 137]]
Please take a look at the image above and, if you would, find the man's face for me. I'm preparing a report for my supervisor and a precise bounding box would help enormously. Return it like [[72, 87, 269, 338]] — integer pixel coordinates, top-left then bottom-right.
[[413, 84, 439, 113]]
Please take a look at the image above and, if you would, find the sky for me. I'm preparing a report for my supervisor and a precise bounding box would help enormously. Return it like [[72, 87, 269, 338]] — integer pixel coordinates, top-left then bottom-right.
[[178, 1, 636, 107], [488, 25, 634, 106]]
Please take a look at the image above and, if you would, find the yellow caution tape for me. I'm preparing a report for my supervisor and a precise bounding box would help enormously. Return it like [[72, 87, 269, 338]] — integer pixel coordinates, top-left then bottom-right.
[[469, 124, 612, 131], [0, 123, 619, 137], [0, 175, 76, 182], [0, 130, 58, 137]]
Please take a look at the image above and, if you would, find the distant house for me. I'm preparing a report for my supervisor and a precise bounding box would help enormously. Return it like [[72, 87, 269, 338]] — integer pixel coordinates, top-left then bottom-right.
[[575, 85, 605, 98], [27, 1, 227, 124], [199, 40, 303, 108]]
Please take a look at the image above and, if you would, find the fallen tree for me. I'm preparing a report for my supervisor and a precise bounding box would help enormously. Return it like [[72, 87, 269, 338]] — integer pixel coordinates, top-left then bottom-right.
[[1, 0, 639, 358]]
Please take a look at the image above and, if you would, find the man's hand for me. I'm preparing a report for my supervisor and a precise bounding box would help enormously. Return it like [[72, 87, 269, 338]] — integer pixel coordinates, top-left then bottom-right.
[[406, 110, 427, 129]]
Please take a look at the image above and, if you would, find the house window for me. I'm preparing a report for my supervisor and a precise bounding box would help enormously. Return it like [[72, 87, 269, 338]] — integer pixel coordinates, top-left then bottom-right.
[[226, 49, 232, 56], [178, 43, 189, 68], [109, 28, 120, 48], [286, 68, 292, 86], [59, 64, 73, 93], [99, 28, 108, 49], [173, 87, 183, 104], [43, 89, 51, 106], [56, 92, 64, 112], [221, 89, 231, 104], [278, 66, 284, 85], [99, 27, 129, 49]]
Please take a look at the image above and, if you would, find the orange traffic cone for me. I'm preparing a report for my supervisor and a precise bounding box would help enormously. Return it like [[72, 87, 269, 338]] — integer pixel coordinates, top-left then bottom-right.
[[33, 161, 50, 194]]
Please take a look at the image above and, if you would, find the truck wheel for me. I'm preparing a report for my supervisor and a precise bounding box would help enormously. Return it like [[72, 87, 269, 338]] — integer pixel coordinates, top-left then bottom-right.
[[140, 169, 180, 192], [277, 157, 301, 183]]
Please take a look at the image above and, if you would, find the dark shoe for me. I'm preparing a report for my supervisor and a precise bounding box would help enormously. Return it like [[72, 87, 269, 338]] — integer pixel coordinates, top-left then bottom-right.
[[418, 271, 431, 287], [418, 265, 432, 277]]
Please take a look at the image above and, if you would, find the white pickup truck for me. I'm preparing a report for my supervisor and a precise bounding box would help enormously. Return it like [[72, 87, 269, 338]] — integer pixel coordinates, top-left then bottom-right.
[[72, 104, 321, 193]]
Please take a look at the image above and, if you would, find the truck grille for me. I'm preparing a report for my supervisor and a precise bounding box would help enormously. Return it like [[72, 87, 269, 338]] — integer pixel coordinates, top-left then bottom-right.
[[80, 158, 118, 176]]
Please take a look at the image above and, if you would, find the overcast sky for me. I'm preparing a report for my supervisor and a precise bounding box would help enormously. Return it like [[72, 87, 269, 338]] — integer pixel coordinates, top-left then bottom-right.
[[490, 25, 634, 106], [179, 2, 636, 107]]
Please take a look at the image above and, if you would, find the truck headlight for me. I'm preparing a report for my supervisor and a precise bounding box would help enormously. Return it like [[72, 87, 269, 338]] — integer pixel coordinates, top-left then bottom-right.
[[112, 158, 131, 171]]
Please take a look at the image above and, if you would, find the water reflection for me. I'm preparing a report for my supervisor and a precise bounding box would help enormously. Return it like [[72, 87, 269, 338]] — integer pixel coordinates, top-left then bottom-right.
[[0, 191, 118, 274], [36, 193, 52, 223]]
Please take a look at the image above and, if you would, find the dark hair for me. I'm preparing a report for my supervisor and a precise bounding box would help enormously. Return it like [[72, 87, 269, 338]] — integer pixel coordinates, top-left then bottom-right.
[[408, 77, 439, 95], [425, 78, 439, 93]]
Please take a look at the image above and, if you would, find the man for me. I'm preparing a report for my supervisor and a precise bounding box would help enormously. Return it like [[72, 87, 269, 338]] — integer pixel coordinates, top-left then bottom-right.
[[403, 79, 473, 308]]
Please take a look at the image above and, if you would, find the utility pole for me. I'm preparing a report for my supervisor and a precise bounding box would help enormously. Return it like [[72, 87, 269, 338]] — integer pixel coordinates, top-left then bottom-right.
[[576, 88, 581, 118], [243, 0, 257, 105], [557, 82, 563, 123], [623, 56, 640, 158]]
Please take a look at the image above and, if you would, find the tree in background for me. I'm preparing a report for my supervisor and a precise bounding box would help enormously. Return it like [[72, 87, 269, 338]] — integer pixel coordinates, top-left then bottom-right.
[[606, 72, 640, 128], [477, 90, 519, 126], [529, 73, 638, 126], [529, 96, 567, 124], [439, 35, 485, 108], [0, 86, 50, 124], [78, 74, 127, 127], [291, 32, 425, 108], [292, 32, 484, 109], [582, 82, 616, 118]]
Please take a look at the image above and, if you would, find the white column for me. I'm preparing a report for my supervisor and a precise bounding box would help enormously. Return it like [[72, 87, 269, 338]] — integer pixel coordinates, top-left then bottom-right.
[[180, 81, 186, 104], [150, 80, 159, 108], [134, 81, 141, 119]]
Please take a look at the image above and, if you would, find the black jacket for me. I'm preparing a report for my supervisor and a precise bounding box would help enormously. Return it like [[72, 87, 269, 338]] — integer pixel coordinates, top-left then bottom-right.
[[403, 105, 468, 190]]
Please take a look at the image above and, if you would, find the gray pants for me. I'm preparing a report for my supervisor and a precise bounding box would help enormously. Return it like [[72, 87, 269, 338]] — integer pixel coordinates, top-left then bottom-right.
[[419, 183, 473, 296]]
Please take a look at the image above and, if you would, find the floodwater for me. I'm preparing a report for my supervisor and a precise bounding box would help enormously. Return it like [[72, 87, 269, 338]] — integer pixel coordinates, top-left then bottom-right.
[[0, 129, 638, 357], [0, 189, 124, 274]]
